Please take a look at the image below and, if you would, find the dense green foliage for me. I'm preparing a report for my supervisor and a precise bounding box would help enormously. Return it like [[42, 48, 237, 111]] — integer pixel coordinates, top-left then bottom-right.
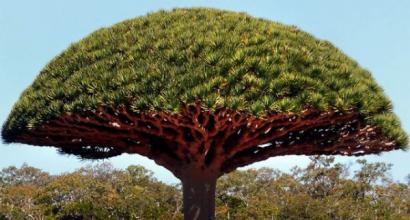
[[0, 163, 182, 220], [1, 157, 409, 219], [2, 8, 407, 147]]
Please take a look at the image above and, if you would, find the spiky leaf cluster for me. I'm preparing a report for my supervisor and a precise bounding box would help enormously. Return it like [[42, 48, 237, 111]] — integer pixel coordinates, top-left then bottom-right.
[[2, 8, 407, 147]]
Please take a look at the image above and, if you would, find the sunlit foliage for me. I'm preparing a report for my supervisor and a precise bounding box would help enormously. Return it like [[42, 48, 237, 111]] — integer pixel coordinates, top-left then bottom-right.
[[2, 8, 407, 147]]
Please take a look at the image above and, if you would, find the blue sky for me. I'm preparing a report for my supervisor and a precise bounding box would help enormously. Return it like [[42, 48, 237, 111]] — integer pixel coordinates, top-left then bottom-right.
[[0, 0, 409, 184]]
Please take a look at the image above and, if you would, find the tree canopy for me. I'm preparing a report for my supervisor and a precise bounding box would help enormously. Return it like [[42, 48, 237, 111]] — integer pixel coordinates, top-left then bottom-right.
[[2, 8, 407, 148]]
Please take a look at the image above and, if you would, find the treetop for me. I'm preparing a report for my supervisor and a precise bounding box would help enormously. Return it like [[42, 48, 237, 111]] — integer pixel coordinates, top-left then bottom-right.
[[2, 8, 407, 149]]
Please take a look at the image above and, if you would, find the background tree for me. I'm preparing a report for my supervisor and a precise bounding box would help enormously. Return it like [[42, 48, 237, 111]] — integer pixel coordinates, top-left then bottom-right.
[[0, 158, 410, 219], [0, 164, 50, 187], [2, 8, 408, 220]]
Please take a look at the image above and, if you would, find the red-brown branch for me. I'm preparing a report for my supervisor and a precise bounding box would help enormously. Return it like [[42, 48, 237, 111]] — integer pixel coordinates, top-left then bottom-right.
[[10, 102, 398, 177]]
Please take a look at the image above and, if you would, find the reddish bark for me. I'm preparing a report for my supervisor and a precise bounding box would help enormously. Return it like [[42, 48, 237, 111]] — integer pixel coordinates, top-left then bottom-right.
[[12, 102, 397, 176], [9, 102, 398, 219], [182, 166, 217, 220]]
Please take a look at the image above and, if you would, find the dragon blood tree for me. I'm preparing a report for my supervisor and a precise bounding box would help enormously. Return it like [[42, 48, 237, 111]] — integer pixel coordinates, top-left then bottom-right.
[[2, 8, 408, 220]]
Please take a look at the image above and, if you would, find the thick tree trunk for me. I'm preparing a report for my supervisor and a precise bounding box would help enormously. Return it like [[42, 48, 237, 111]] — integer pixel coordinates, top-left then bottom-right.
[[181, 168, 217, 220]]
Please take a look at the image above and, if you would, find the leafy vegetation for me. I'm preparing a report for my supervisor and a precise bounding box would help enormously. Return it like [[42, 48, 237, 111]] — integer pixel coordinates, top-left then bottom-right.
[[2, 8, 407, 147], [1, 157, 409, 219]]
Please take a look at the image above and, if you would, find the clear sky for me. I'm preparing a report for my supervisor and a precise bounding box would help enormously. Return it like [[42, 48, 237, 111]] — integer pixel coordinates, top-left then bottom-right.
[[0, 0, 409, 184]]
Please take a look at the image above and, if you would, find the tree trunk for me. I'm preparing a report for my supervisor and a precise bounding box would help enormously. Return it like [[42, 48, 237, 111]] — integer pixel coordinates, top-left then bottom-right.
[[181, 168, 217, 220]]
